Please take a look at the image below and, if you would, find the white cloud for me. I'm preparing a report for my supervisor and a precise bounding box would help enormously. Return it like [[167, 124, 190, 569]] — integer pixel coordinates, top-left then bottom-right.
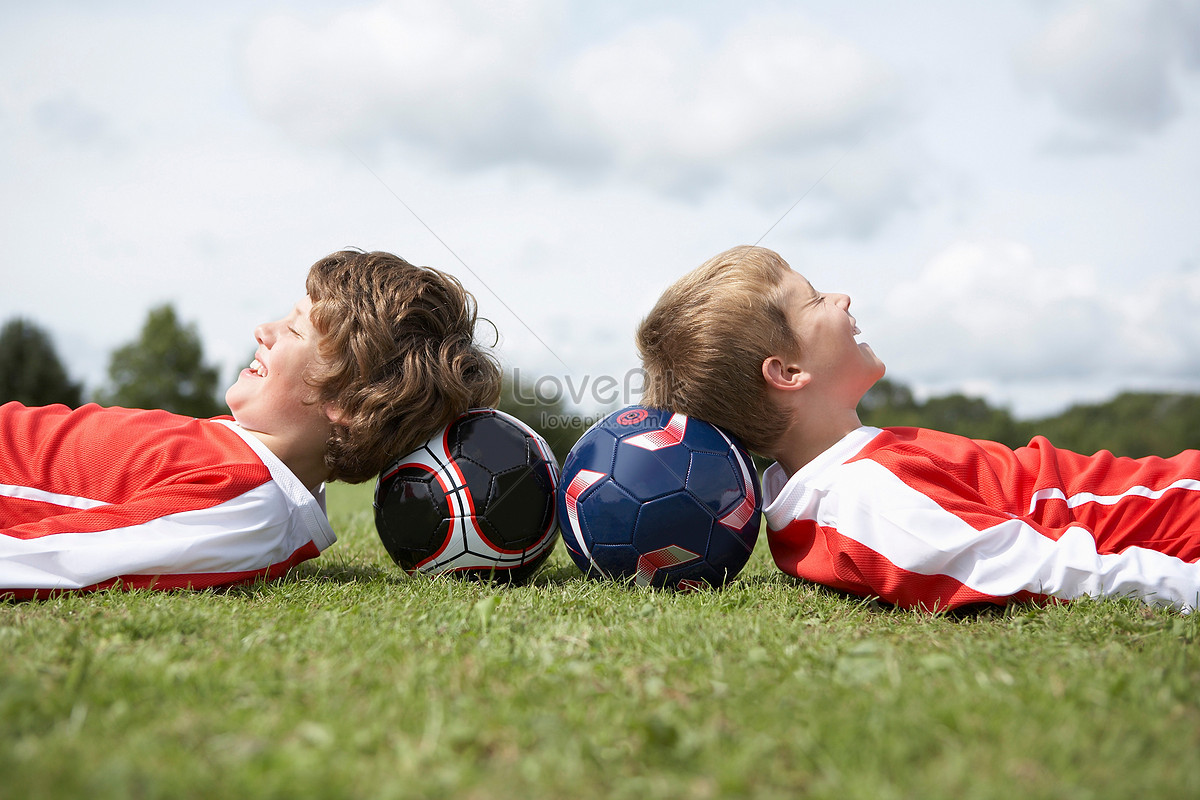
[[779, 140, 926, 239], [560, 15, 897, 165], [31, 92, 120, 149], [243, 0, 580, 162], [1017, 0, 1200, 140], [243, 1, 906, 226], [875, 239, 1200, 415]]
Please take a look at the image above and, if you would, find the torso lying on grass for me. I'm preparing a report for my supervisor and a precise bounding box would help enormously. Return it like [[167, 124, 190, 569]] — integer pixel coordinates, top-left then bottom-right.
[[0, 402, 335, 598], [764, 426, 1200, 612]]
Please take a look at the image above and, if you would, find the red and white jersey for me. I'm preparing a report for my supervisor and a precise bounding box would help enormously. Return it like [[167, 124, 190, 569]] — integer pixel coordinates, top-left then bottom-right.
[[763, 426, 1200, 611], [0, 402, 336, 597]]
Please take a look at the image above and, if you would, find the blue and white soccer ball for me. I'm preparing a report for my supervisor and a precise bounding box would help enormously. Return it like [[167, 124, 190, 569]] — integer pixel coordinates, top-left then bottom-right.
[[374, 408, 559, 584], [557, 405, 761, 590]]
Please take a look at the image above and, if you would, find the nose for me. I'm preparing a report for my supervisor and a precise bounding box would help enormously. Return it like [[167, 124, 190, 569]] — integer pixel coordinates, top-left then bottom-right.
[[832, 293, 851, 310], [254, 319, 277, 347]]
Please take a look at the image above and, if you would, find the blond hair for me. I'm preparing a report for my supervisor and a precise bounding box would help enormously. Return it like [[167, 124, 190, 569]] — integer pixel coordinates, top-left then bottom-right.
[[636, 245, 797, 454], [306, 250, 501, 483]]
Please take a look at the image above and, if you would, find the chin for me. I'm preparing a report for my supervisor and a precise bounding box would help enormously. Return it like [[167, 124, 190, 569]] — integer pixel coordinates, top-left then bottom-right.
[[223, 389, 245, 423]]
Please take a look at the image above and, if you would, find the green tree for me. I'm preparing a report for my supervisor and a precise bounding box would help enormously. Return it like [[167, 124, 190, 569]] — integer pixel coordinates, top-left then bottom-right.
[[858, 377, 1200, 457], [97, 304, 226, 417], [0, 317, 83, 407], [859, 378, 1027, 447], [1029, 392, 1200, 458], [919, 393, 1026, 447], [858, 378, 919, 425]]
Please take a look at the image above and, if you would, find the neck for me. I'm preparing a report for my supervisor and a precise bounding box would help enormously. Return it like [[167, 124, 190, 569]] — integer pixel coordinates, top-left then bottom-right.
[[244, 428, 332, 495], [768, 400, 863, 478]]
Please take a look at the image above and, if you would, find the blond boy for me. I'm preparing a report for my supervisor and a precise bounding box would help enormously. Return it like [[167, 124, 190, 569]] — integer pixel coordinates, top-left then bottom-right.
[[638, 245, 1200, 612]]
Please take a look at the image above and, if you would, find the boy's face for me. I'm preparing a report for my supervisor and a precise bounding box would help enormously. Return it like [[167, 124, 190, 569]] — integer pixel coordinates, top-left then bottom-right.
[[225, 296, 332, 438], [778, 270, 885, 403]]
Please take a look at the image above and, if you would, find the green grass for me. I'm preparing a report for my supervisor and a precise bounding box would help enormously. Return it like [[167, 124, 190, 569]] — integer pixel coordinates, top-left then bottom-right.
[[3, 482, 1199, 799]]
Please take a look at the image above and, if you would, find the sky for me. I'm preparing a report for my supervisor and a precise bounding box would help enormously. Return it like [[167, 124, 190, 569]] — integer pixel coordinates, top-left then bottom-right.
[[2, 0, 1199, 420]]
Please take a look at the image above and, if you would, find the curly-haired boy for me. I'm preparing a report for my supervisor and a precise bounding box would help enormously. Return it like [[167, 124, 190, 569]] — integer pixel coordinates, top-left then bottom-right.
[[1, 250, 500, 597]]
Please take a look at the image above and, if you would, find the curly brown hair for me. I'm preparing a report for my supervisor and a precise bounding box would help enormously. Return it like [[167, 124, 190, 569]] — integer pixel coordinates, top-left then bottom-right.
[[636, 245, 797, 455], [305, 250, 501, 483]]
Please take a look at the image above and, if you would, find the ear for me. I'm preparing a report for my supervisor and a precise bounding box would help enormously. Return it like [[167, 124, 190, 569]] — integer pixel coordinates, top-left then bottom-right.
[[762, 355, 811, 392], [323, 403, 346, 426]]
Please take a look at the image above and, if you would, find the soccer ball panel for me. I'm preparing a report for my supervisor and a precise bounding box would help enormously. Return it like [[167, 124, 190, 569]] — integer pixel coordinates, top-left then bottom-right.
[[659, 417, 729, 455], [393, 519, 453, 573], [686, 452, 745, 516], [707, 519, 759, 568], [374, 467, 449, 565], [482, 464, 556, 550], [611, 444, 692, 501], [452, 459, 491, 515], [573, 479, 640, 547], [564, 425, 618, 475], [588, 542, 636, 578], [633, 493, 716, 556], [454, 412, 536, 473]]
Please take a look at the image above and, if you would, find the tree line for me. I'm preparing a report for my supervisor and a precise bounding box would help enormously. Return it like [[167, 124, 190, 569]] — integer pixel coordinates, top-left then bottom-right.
[[0, 306, 226, 418], [858, 378, 1200, 459], [4, 308, 1198, 461]]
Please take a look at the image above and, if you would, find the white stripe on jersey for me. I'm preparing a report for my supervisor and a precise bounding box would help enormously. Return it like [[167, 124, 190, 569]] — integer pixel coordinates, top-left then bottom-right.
[[767, 458, 1200, 612], [0, 483, 108, 511], [1028, 478, 1200, 515]]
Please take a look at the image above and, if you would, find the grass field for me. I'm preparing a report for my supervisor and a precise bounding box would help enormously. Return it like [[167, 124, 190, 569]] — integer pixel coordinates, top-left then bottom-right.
[[3, 481, 1199, 799]]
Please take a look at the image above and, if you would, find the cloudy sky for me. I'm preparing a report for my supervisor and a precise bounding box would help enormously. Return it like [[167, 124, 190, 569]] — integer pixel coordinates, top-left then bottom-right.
[[2, 0, 1199, 419]]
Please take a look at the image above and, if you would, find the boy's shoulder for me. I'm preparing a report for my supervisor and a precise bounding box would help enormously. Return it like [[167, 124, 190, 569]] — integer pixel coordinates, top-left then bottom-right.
[[15, 403, 271, 479], [849, 426, 1016, 467]]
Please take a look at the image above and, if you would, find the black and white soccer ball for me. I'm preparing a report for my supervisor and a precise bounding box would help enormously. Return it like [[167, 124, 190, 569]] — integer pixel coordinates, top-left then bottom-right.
[[373, 408, 559, 583], [557, 405, 761, 590]]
